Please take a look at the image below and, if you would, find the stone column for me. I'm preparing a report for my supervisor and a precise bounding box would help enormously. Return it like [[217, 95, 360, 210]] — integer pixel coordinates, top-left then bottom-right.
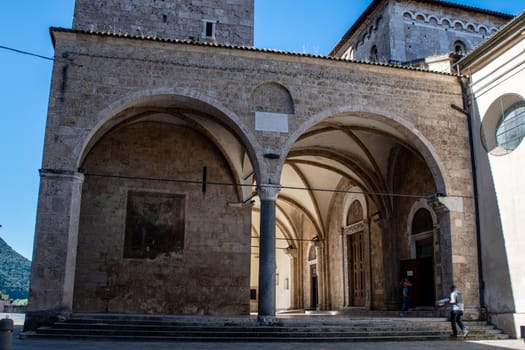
[[25, 169, 84, 331], [257, 184, 280, 320]]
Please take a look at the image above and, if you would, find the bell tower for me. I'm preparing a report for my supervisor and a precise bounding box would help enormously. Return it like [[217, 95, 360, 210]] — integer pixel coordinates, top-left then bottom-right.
[[72, 0, 254, 46]]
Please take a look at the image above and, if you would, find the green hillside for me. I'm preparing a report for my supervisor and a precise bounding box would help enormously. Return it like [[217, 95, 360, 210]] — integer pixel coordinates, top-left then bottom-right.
[[0, 237, 30, 300]]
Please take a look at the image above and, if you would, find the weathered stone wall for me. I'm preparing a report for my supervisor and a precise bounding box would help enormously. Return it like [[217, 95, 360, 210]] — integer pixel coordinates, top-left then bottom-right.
[[73, 0, 254, 46], [393, 0, 508, 62], [341, 0, 510, 63], [75, 122, 251, 315], [392, 148, 436, 258]]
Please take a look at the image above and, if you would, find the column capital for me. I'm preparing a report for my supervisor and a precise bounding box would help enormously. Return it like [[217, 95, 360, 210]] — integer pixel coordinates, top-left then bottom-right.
[[257, 184, 281, 201]]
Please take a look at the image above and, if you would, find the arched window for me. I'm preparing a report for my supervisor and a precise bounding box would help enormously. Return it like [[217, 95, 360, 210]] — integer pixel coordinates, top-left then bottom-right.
[[370, 45, 379, 63], [308, 244, 317, 261], [454, 40, 467, 55], [411, 208, 433, 235], [496, 101, 525, 152], [346, 200, 363, 226]]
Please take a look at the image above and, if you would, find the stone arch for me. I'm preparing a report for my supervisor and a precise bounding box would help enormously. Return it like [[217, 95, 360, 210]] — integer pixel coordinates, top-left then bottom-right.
[[403, 11, 414, 21], [249, 82, 295, 115], [428, 16, 439, 26], [405, 198, 441, 306], [454, 20, 465, 31], [342, 187, 368, 228], [74, 99, 257, 315], [479, 26, 488, 36], [453, 40, 468, 55], [466, 23, 476, 33], [406, 199, 438, 258], [415, 13, 426, 22], [375, 16, 383, 30], [75, 87, 262, 193], [370, 45, 379, 62], [341, 189, 370, 307], [367, 25, 374, 38], [441, 18, 452, 28], [283, 107, 449, 196]]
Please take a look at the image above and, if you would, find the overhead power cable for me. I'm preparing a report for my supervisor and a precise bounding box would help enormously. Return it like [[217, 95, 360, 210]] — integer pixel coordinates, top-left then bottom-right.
[[82, 171, 472, 200], [0, 45, 54, 61]]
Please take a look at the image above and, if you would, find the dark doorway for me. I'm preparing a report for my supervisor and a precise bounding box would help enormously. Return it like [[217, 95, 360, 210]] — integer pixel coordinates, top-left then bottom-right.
[[416, 238, 435, 306], [400, 249, 435, 308], [310, 264, 318, 309]]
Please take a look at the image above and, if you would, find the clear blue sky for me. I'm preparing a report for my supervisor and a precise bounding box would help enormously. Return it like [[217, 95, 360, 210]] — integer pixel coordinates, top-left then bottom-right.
[[0, 1, 523, 260]]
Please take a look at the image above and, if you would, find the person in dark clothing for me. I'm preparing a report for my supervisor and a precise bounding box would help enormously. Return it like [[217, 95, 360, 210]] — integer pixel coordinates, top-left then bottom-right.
[[399, 278, 412, 316]]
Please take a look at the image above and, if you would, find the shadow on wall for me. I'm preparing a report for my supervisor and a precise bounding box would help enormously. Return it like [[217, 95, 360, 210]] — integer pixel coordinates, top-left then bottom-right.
[[472, 102, 515, 316]]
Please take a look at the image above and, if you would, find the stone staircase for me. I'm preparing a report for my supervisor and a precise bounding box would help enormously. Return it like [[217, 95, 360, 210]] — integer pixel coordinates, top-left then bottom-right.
[[23, 313, 509, 342]]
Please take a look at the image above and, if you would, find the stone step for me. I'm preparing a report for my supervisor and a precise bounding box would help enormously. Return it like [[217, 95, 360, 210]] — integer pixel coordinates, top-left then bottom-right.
[[34, 326, 507, 340], [25, 333, 452, 343], [24, 314, 509, 342]]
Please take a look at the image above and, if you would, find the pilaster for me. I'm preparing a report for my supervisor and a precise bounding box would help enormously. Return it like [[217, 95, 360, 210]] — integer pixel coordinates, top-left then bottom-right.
[[25, 169, 84, 330]]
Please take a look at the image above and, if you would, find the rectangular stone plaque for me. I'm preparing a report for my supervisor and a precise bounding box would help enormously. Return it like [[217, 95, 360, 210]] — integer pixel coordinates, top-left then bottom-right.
[[255, 111, 289, 132]]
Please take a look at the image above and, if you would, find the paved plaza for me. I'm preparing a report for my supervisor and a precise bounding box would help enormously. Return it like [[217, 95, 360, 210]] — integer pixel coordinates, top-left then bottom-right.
[[4, 314, 524, 350]]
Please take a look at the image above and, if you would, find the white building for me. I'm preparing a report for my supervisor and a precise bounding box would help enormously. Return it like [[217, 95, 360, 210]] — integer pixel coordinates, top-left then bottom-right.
[[459, 11, 525, 338]]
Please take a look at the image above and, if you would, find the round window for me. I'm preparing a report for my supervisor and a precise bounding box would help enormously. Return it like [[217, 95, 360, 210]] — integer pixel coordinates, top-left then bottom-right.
[[496, 101, 525, 152]]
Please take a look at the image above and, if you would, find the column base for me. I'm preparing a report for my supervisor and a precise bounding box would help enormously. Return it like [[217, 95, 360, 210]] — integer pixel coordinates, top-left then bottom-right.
[[23, 310, 70, 332], [257, 315, 279, 325]]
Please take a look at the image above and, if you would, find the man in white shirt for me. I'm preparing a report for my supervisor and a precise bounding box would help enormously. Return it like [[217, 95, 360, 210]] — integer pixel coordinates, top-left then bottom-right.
[[449, 284, 468, 338]]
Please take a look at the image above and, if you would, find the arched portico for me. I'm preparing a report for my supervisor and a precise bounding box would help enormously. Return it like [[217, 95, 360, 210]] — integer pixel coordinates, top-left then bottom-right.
[[28, 91, 268, 325], [264, 107, 456, 314]]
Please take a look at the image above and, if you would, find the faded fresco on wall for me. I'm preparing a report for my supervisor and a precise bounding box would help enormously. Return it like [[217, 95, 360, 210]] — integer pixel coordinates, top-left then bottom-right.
[[124, 191, 185, 259]]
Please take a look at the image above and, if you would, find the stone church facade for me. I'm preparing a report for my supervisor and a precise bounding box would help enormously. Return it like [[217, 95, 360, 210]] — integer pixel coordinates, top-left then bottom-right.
[[25, 0, 520, 336]]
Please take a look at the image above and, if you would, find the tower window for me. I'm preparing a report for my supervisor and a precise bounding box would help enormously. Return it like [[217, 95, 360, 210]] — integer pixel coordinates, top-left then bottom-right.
[[202, 20, 217, 39], [454, 40, 467, 55], [370, 45, 379, 63]]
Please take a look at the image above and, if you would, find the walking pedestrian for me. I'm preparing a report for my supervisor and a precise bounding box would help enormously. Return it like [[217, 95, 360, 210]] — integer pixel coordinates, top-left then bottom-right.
[[437, 284, 469, 338]]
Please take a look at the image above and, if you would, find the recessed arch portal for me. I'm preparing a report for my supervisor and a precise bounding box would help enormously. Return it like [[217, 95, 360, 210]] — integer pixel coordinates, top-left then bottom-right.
[[273, 107, 450, 311], [72, 90, 261, 316], [404, 199, 440, 307]]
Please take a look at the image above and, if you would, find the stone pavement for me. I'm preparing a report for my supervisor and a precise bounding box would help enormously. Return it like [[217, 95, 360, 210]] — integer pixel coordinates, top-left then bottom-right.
[[4, 314, 525, 350]]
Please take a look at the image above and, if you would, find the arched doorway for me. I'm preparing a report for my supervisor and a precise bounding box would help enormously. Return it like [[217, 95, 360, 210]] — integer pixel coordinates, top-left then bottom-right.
[[343, 196, 369, 307], [401, 200, 438, 308]]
